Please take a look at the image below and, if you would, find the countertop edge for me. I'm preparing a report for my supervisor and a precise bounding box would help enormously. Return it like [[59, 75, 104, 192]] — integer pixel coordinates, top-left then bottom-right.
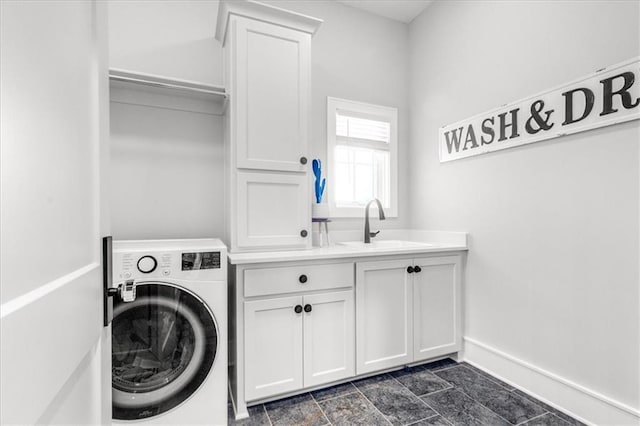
[[228, 244, 468, 265]]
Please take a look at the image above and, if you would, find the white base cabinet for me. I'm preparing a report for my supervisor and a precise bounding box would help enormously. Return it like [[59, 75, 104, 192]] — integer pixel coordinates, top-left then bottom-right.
[[356, 259, 413, 374], [229, 252, 463, 420], [244, 295, 303, 401], [303, 291, 355, 388], [356, 255, 462, 375], [244, 290, 354, 401], [413, 257, 461, 361], [229, 260, 355, 418]]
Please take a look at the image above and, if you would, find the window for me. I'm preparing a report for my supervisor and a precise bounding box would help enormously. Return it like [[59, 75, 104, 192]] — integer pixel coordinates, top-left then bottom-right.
[[327, 97, 398, 217]]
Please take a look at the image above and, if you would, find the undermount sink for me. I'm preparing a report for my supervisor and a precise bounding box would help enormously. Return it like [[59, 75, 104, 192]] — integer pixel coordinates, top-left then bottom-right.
[[337, 240, 434, 250]]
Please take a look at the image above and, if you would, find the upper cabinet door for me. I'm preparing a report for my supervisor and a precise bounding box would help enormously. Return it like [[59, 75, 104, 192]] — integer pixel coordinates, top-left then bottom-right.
[[236, 171, 311, 250], [234, 18, 310, 172], [413, 256, 462, 362]]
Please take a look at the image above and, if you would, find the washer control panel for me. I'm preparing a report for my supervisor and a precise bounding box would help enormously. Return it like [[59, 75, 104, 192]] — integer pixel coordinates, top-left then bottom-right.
[[112, 240, 227, 283]]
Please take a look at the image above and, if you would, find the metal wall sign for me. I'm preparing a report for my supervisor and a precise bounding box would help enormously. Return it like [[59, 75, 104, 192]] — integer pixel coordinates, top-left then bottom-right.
[[439, 57, 640, 162]]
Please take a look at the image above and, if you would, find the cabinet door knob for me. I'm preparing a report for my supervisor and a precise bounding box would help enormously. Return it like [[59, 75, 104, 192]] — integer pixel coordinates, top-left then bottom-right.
[[300, 157, 308, 165], [299, 274, 308, 283], [414, 265, 422, 273], [407, 266, 415, 274], [294, 305, 303, 314], [300, 229, 308, 238], [304, 304, 312, 313]]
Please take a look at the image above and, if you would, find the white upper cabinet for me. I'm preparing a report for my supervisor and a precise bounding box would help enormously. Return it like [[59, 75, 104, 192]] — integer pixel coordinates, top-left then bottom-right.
[[236, 171, 310, 250], [234, 18, 310, 172], [216, 1, 322, 252]]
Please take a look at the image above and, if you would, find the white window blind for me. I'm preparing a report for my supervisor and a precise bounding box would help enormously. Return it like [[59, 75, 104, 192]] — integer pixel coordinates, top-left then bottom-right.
[[327, 98, 398, 218], [336, 113, 391, 143]]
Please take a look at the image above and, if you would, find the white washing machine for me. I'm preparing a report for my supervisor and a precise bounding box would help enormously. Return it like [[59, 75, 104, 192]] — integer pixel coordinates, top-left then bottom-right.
[[111, 239, 227, 425]]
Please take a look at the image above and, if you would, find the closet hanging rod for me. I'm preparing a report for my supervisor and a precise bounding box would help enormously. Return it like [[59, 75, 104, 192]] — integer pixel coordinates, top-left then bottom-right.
[[109, 68, 227, 97]]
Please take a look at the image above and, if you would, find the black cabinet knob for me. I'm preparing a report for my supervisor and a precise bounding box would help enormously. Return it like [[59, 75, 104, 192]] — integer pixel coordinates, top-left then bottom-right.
[[414, 266, 422, 273], [300, 229, 308, 238], [299, 274, 308, 283], [300, 157, 308, 165], [407, 266, 415, 274], [294, 305, 303, 314], [304, 304, 312, 313]]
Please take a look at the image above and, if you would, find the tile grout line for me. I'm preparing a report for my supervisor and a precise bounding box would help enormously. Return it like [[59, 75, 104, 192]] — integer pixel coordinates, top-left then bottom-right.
[[310, 392, 333, 426], [435, 366, 554, 425], [310, 385, 360, 404], [460, 363, 516, 392], [353, 382, 395, 426], [402, 412, 440, 426], [515, 411, 549, 426], [389, 370, 457, 426], [386, 371, 450, 424], [450, 384, 528, 426], [261, 404, 274, 426]]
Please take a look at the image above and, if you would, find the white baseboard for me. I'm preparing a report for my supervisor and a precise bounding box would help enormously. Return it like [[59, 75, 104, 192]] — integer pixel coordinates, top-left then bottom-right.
[[463, 337, 640, 426]]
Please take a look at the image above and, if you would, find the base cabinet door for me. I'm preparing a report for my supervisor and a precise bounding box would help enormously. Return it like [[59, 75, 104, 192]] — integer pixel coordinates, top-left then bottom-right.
[[303, 290, 354, 387], [236, 171, 310, 250], [413, 256, 462, 362], [244, 296, 303, 401], [356, 259, 413, 375]]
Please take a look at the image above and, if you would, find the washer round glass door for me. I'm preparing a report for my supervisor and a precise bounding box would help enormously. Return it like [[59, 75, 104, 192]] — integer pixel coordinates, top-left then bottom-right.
[[112, 282, 218, 421]]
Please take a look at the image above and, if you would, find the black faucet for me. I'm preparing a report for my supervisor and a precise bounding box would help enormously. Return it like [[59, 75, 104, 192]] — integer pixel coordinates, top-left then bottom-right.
[[364, 198, 386, 243]]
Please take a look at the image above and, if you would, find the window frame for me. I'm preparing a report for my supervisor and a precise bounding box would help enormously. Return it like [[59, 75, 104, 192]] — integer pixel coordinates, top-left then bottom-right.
[[326, 97, 398, 218]]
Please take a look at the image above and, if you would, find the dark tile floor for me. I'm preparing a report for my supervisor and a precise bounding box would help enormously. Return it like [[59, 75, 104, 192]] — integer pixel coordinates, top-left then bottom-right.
[[228, 359, 585, 426]]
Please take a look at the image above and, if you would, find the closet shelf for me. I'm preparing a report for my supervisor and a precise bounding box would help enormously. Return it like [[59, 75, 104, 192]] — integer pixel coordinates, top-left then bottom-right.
[[109, 68, 227, 115], [109, 68, 226, 97]]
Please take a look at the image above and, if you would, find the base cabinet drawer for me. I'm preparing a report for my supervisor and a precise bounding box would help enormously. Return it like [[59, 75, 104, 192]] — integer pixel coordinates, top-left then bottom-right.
[[244, 290, 354, 401], [244, 262, 354, 297]]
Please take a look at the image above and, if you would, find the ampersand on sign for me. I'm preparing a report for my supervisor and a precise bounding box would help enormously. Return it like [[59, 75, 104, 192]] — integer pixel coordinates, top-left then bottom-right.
[[525, 100, 555, 134]]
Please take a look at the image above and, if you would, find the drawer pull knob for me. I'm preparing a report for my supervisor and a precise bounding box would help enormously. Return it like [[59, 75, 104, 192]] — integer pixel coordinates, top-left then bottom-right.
[[414, 266, 422, 273], [304, 304, 312, 313], [294, 305, 303, 314], [299, 274, 308, 283], [407, 266, 415, 274], [300, 156, 308, 165], [300, 229, 308, 238]]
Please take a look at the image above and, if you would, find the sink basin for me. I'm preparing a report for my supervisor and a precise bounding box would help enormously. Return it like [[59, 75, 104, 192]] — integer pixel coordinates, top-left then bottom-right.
[[337, 240, 434, 250]]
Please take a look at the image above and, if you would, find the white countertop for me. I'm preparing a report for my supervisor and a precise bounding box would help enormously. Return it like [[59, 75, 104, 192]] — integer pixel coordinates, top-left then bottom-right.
[[228, 230, 468, 265]]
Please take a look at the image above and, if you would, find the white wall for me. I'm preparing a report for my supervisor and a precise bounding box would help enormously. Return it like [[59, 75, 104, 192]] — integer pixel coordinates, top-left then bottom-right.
[[109, 97, 225, 240], [263, 0, 411, 230], [108, 0, 410, 238], [409, 1, 639, 423], [108, 0, 223, 85], [108, 1, 226, 240]]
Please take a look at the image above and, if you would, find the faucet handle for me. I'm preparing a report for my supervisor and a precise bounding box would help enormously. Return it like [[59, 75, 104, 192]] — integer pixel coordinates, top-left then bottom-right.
[[369, 230, 380, 238]]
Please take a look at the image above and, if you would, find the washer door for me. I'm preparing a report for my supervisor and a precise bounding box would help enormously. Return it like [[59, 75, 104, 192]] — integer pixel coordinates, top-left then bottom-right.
[[112, 282, 218, 421]]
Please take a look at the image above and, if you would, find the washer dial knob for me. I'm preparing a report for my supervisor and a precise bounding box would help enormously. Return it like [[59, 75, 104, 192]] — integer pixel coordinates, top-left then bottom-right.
[[137, 255, 157, 273]]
